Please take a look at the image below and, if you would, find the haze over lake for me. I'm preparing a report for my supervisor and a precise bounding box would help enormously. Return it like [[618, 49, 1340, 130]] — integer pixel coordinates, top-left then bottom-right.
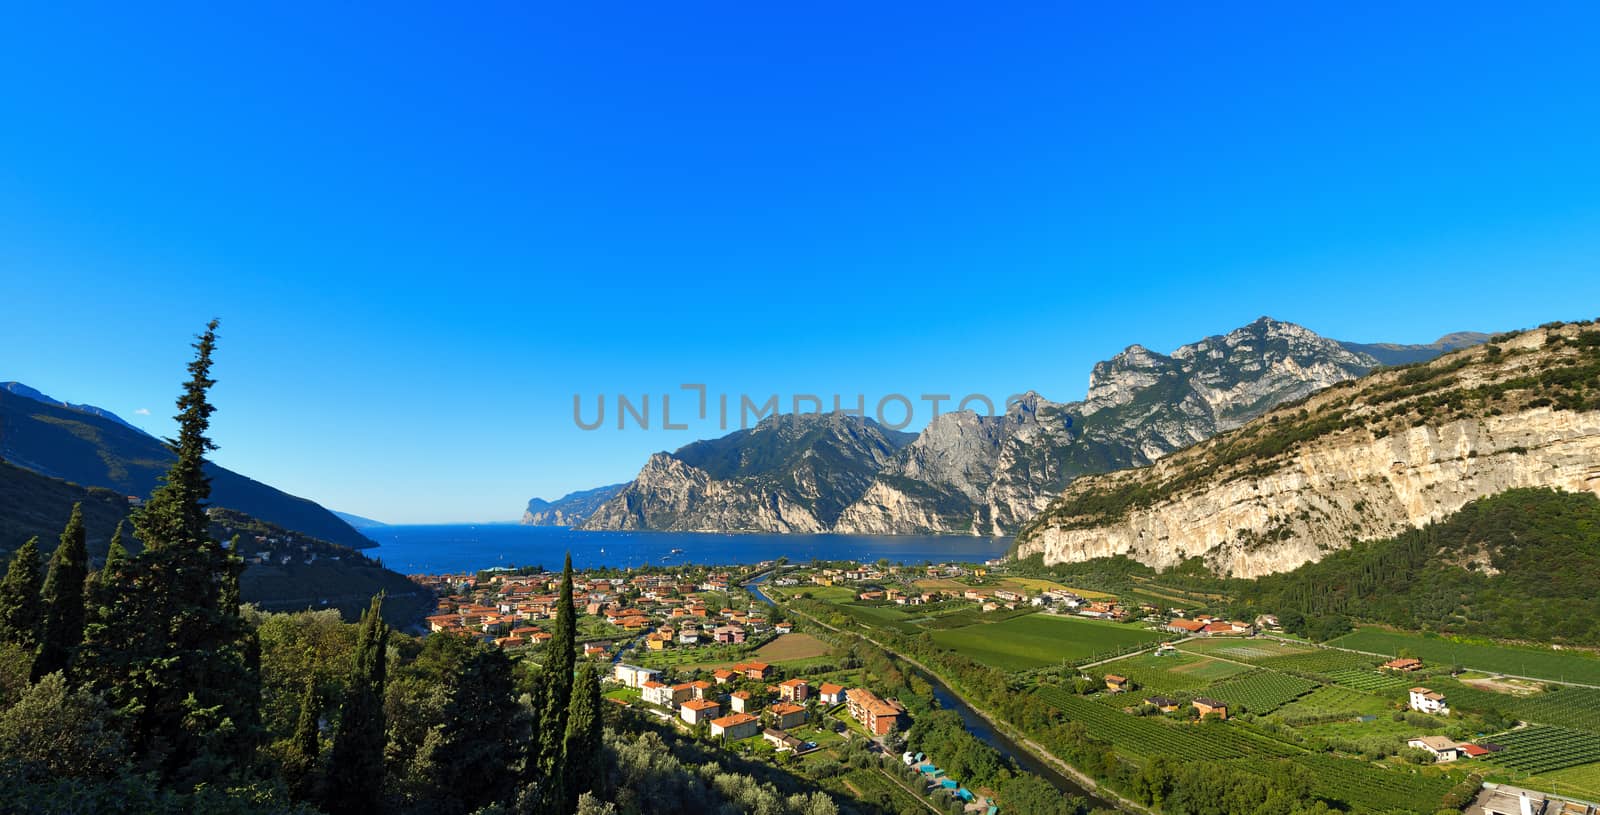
[[364, 524, 1012, 574]]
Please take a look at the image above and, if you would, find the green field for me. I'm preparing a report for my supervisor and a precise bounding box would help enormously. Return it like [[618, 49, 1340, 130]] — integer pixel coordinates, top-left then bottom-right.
[[1508, 688, 1600, 733], [1481, 726, 1600, 775], [1292, 755, 1457, 813], [1095, 650, 1250, 692], [1038, 689, 1249, 758], [1178, 638, 1312, 662], [1321, 668, 1413, 694], [1271, 685, 1392, 721], [1204, 671, 1317, 714], [1524, 761, 1600, 802], [930, 614, 1164, 671], [1255, 648, 1383, 676], [1331, 628, 1600, 685]]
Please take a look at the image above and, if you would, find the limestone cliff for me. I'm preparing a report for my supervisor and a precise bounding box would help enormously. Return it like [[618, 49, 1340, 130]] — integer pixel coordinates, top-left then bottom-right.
[[1013, 322, 1600, 577]]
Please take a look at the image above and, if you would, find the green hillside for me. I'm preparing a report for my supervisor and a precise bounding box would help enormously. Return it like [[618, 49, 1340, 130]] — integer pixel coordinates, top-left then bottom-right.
[[0, 387, 372, 550]]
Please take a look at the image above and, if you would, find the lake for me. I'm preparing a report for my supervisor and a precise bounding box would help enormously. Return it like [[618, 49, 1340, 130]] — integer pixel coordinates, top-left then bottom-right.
[[363, 524, 1012, 574]]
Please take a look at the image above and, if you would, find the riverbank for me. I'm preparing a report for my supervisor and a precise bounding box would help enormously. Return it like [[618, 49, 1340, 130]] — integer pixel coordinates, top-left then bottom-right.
[[748, 573, 1148, 814]]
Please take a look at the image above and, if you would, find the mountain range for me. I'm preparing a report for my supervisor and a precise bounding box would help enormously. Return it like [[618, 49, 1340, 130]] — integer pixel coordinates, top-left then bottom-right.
[[1013, 320, 1600, 577], [551, 318, 1489, 535], [0, 384, 372, 550], [522, 484, 627, 526]]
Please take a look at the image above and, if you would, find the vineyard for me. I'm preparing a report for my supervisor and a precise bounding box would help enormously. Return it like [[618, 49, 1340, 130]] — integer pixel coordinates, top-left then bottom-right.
[[1330, 628, 1600, 685], [1256, 649, 1381, 676], [1038, 688, 1248, 758], [1480, 726, 1600, 775], [1509, 689, 1600, 734], [1094, 653, 1247, 692], [1293, 754, 1456, 813], [1321, 668, 1412, 693], [1205, 671, 1317, 714]]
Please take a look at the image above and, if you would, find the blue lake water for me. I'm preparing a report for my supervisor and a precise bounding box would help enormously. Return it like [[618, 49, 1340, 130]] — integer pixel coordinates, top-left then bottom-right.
[[362, 524, 1011, 574]]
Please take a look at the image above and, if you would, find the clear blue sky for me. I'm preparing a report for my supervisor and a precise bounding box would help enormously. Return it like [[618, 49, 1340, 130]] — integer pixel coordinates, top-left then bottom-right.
[[2, 3, 1597, 522]]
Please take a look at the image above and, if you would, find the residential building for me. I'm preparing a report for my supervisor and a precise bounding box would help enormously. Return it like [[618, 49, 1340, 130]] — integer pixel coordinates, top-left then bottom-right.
[[709, 712, 762, 741], [1145, 696, 1179, 713], [1192, 697, 1228, 720], [681, 698, 722, 726], [1409, 687, 1449, 715], [769, 702, 807, 730], [729, 691, 754, 713], [846, 688, 906, 735], [778, 678, 810, 702], [1104, 674, 1128, 693], [763, 728, 804, 752], [1408, 735, 1460, 762], [614, 664, 661, 689], [818, 683, 846, 705]]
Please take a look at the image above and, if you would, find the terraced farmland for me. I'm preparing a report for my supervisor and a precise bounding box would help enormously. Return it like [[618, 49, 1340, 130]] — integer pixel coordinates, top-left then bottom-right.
[[1205, 671, 1317, 713], [1481, 726, 1600, 775]]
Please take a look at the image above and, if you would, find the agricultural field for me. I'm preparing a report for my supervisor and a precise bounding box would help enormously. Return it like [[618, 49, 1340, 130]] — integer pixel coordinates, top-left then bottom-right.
[[1292, 754, 1458, 813], [752, 633, 835, 665], [1254, 648, 1383, 676], [930, 614, 1164, 671], [1481, 726, 1600, 775], [1095, 650, 1251, 692], [1330, 628, 1600, 685], [1508, 688, 1600, 733], [1321, 668, 1413, 694], [1271, 685, 1392, 721], [1178, 638, 1312, 663], [1204, 671, 1317, 714], [1037, 689, 1248, 758], [1523, 761, 1600, 803]]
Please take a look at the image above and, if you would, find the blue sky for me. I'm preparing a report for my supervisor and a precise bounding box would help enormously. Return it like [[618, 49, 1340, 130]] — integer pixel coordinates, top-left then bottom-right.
[[2, 3, 1597, 522]]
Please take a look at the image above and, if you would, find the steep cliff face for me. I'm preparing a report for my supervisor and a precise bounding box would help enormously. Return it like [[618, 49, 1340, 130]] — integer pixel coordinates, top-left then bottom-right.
[[580, 413, 912, 532], [522, 483, 626, 526], [838, 317, 1404, 535], [1014, 323, 1600, 577]]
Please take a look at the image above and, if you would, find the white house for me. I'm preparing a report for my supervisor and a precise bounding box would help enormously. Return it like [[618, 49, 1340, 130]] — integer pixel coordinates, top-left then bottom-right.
[[1409, 687, 1449, 715], [613, 663, 661, 689], [1407, 735, 1460, 762]]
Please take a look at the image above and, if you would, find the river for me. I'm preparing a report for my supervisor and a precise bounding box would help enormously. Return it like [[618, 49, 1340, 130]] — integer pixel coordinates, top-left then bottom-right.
[[744, 571, 1117, 810]]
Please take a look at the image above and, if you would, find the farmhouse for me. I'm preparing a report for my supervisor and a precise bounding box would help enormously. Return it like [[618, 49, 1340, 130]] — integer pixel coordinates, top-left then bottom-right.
[[1165, 618, 1207, 635], [1407, 735, 1460, 762], [1145, 696, 1180, 713], [1104, 674, 1129, 693], [1383, 657, 1424, 672], [1191, 697, 1228, 720], [709, 712, 761, 741], [1409, 687, 1450, 715]]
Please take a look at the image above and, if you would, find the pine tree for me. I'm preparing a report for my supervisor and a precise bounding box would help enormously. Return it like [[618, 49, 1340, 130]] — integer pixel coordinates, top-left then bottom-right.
[[94, 521, 128, 594], [563, 660, 605, 808], [0, 537, 43, 650], [326, 595, 389, 815], [534, 553, 577, 806], [34, 504, 89, 680], [0, 538, 43, 650], [422, 644, 525, 814], [75, 320, 262, 783], [284, 678, 321, 802]]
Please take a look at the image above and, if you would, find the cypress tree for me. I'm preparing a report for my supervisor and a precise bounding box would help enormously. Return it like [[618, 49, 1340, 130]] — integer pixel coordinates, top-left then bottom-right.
[[326, 594, 389, 815], [34, 503, 89, 680], [563, 660, 605, 808], [284, 678, 321, 802], [76, 320, 261, 783], [536, 554, 577, 779], [0, 537, 43, 650], [95, 521, 128, 594]]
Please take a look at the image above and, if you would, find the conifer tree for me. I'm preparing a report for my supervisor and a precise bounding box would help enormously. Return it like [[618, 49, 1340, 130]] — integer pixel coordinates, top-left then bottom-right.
[[94, 521, 127, 594], [534, 553, 577, 801], [76, 320, 261, 783], [0, 538, 43, 650], [563, 659, 605, 808], [326, 595, 389, 815], [34, 503, 88, 680], [284, 678, 321, 802]]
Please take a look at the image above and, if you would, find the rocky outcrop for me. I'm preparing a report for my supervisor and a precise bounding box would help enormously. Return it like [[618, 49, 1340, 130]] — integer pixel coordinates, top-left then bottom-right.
[[580, 413, 911, 532], [1014, 323, 1600, 577], [838, 317, 1432, 536], [522, 483, 626, 526]]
